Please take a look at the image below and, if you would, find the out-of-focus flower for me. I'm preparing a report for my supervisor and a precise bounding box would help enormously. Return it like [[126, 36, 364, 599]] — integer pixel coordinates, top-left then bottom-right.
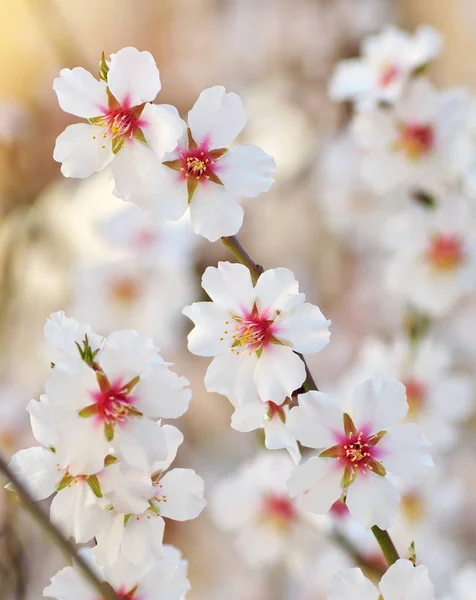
[[43, 546, 190, 600], [53, 47, 183, 206], [183, 262, 330, 405], [327, 559, 434, 600], [287, 375, 432, 529], [339, 337, 473, 450], [153, 86, 276, 241], [352, 78, 467, 195], [210, 453, 319, 566], [384, 198, 476, 316], [329, 25, 443, 109]]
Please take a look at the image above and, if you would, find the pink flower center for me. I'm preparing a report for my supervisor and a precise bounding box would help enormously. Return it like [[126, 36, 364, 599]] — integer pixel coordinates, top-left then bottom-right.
[[261, 493, 297, 528], [178, 142, 218, 182], [229, 306, 277, 354], [104, 108, 141, 140], [115, 586, 140, 600], [91, 379, 134, 426], [396, 122, 435, 160], [341, 430, 375, 468], [330, 499, 350, 518], [426, 234, 465, 271], [378, 63, 400, 88], [403, 378, 426, 416], [109, 276, 142, 306]]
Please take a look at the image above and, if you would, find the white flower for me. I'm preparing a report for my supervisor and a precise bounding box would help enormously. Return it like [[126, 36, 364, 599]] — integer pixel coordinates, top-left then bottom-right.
[[32, 325, 191, 473], [230, 395, 300, 463], [328, 559, 434, 600], [384, 198, 476, 316], [151, 86, 276, 241], [340, 337, 473, 450], [94, 454, 205, 566], [44, 311, 102, 360], [43, 546, 190, 600], [329, 25, 443, 109], [183, 261, 330, 405], [287, 375, 432, 529], [352, 78, 467, 195], [7, 446, 104, 544], [53, 47, 183, 206], [210, 453, 316, 566]]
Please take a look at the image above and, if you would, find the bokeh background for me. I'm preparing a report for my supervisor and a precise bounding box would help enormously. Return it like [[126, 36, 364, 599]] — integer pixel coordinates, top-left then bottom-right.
[[1, 1, 476, 598]]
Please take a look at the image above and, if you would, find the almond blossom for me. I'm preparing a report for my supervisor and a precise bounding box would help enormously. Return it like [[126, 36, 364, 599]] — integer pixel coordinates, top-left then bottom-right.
[[53, 47, 183, 206], [287, 375, 432, 529], [151, 86, 277, 241], [352, 78, 467, 195], [384, 198, 476, 316], [183, 261, 331, 405], [329, 25, 443, 109], [210, 453, 319, 566], [44, 546, 190, 600], [328, 559, 434, 600]]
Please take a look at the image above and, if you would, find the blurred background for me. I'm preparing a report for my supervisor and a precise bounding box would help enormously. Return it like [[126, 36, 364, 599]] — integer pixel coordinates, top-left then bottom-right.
[[1, 1, 476, 598]]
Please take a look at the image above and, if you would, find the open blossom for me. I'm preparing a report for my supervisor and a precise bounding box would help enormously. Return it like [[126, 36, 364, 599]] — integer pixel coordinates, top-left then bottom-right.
[[183, 262, 330, 405], [340, 337, 473, 450], [352, 78, 467, 195], [151, 86, 276, 241], [230, 394, 300, 463], [32, 314, 191, 474], [53, 47, 183, 206], [94, 428, 205, 566], [210, 453, 318, 566], [287, 375, 432, 529], [329, 25, 443, 109], [384, 198, 476, 316], [44, 546, 190, 600], [328, 559, 434, 600]]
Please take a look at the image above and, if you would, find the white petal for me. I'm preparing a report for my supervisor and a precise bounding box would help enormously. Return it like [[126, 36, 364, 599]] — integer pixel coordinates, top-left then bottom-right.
[[53, 67, 107, 118], [200, 261, 255, 314], [94, 512, 125, 566], [53, 124, 113, 178], [134, 366, 191, 419], [182, 301, 232, 357], [152, 424, 184, 473], [121, 515, 165, 564], [287, 456, 342, 514], [253, 268, 304, 314], [141, 103, 185, 158], [254, 344, 306, 404], [328, 60, 374, 103], [218, 145, 276, 197], [99, 329, 157, 382], [99, 463, 154, 514], [380, 560, 434, 600], [149, 164, 189, 221], [188, 86, 247, 148], [328, 568, 379, 600], [204, 351, 255, 400], [210, 471, 261, 531], [44, 311, 99, 358], [7, 447, 61, 501], [27, 396, 61, 448], [50, 482, 104, 543], [114, 418, 167, 469], [351, 375, 408, 432], [263, 417, 301, 464], [108, 47, 161, 106], [111, 139, 164, 206], [274, 302, 331, 354], [156, 469, 206, 521], [287, 391, 343, 449], [379, 423, 433, 479], [44, 359, 97, 410], [190, 182, 243, 241], [43, 565, 98, 600], [345, 472, 400, 530], [231, 400, 265, 432]]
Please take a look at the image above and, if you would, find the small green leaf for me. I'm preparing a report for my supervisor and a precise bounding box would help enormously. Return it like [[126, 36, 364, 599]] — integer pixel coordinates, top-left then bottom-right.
[[124, 514, 132, 525], [408, 540, 416, 565], [89, 116, 106, 126], [319, 444, 343, 459], [163, 158, 183, 172], [367, 430, 386, 447], [78, 404, 100, 418], [341, 463, 356, 488], [148, 500, 160, 514], [57, 473, 74, 491], [96, 371, 110, 393], [104, 422, 114, 442], [104, 454, 117, 467], [99, 51, 109, 82], [187, 178, 199, 204], [343, 413, 357, 438], [112, 135, 125, 155], [187, 127, 198, 150], [106, 87, 121, 111], [122, 375, 140, 394], [367, 458, 387, 477], [86, 475, 103, 498]]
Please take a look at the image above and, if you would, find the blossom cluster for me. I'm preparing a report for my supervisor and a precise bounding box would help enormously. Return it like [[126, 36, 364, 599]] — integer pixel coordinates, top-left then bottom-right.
[[8, 312, 205, 598]]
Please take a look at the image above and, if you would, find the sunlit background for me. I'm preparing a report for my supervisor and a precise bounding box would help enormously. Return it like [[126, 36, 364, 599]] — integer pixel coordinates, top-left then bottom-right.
[[1, 1, 476, 598]]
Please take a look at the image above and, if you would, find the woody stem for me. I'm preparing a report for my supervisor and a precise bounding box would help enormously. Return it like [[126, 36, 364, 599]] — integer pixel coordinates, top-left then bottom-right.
[[0, 453, 120, 600]]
